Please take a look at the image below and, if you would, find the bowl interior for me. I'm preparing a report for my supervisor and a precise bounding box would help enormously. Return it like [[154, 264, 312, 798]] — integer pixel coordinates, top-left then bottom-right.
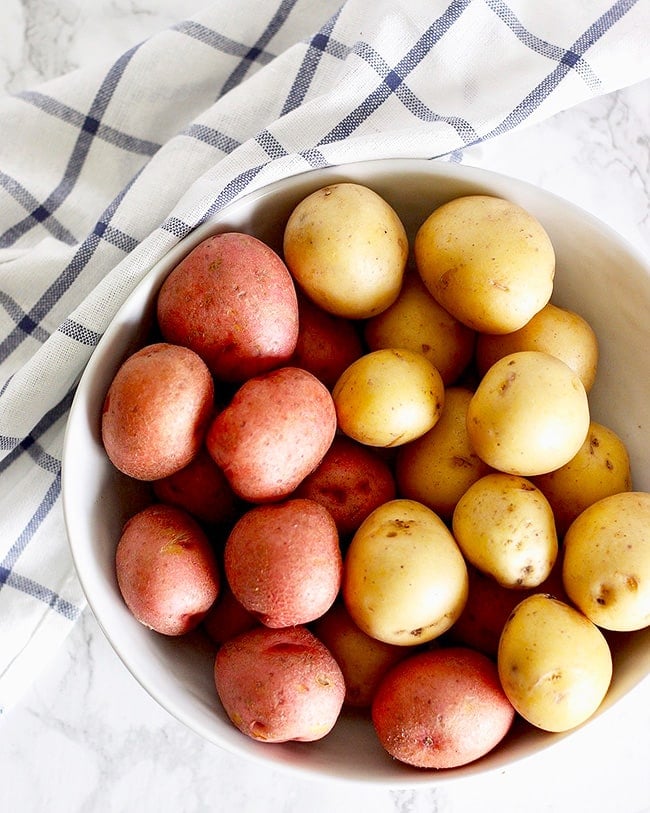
[[62, 158, 650, 785]]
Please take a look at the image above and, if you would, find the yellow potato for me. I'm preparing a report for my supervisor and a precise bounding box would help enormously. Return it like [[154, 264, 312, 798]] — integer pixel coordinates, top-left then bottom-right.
[[452, 473, 558, 589], [533, 421, 632, 537], [332, 348, 444, 448], [498, 594, 612, 732], [283, 183, 408, 319], [414, 195, 555, 333], [476, 302, 599, 392], [342, 498, 468, 646], [466, 350, 590, 476], [395, 387, 492, 521], [364, 270, 476, 385], [562, 491, 650, 631]]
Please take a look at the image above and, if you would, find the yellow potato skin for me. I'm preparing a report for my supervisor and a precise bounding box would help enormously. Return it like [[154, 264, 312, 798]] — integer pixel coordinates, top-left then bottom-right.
[[562, 492, 650, 631], [364, 271, 476, 385], [395, 387, 492, 521], [497, 594, 612, 732], [532, 421, 632, 537], [476, 302, 599, 392], [414, 195, 555, 334], [332, 348, 444, 448], [452, 473, 558, 589], [342, 499, 468, 646], [283, 183, 408, 319], [466, 350, 590, 476]]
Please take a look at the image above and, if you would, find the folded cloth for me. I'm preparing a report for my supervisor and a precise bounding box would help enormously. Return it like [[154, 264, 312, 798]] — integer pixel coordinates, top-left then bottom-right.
[[1, 0, 649, 715]]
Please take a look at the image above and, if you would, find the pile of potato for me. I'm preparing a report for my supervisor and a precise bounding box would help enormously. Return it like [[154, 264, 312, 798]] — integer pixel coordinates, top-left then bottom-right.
[[101, 182, 650, 770]]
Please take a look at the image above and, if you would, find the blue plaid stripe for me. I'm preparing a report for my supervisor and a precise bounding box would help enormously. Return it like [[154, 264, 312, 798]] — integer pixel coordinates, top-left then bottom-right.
[[0, 170, 77, 246]]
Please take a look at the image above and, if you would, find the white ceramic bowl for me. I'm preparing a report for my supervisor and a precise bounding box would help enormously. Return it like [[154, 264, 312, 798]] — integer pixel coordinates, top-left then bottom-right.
[[62, 159, 650, 786]]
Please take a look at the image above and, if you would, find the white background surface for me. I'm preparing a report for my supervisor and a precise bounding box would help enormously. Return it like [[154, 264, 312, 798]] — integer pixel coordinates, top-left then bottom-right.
[[1, 2, 649, 811]]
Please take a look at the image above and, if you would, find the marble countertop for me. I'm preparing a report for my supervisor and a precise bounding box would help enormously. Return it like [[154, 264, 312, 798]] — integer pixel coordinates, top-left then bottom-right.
[[1, 3, 649, 812]]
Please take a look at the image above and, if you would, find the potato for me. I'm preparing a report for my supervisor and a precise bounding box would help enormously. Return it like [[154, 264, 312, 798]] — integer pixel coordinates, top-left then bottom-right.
[[206, 366, 337, 502], [449, 562, 568, 658], [214, 625, 345, 742], [102, 342, 214, 481], [562, 492, 650, 631], [202, 582, 259, 647], [157, 232, 299, 381], [466, 350, 590, 476], [371, 647, 515, 769], [364, 270, 476, 385], [343, 499, 468, 646], [452, 473, 558, 589], [283, 183, 408, 319], [395, 387, 492, 521], [224, 498, 342, 628], [312, 602, 407, 707], [293, 435, 396, 537], [332, 348, 445, 447], [498, 594, 612, 732], [532, 421, 632, 537], [290, 294, 364, 388], [414, 195, 555, 334], [153, 447, 240, 526], [476, 302, 599, 392], [115, 503, 220, 636]]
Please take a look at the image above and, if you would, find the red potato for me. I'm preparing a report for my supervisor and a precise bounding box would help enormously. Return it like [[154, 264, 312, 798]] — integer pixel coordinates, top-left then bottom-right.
[[224, 498, 342, 628], [371, 647, 515, 769], [290, 295, 365, 389], [156, 232, 299, 382], [312, 602, 407, 707], [101, 342, 214, 481], [293, 435, 397, 537], [115, 503, 220, 636], [214, 625, 345, 742], [153, 447, 240, 526], [206, 366, 337, 503], [202, 582, 259, 647]]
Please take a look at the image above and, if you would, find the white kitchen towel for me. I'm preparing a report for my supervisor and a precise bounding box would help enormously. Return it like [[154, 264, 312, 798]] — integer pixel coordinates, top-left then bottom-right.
[[1, 0, 649, 715]]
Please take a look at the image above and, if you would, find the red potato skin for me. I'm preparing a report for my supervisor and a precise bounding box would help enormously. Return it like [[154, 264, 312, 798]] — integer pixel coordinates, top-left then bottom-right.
[[206, 367, 337, 503], [214, 625, 345, 743], [290, 295, 364, 389], [224, 498, 342, 628], [202, 582, 259, 647], [153, 447, 240, 526], [293, 435, 397, 537], [312, 602, 407, 707], [115, 504, 220, 636], [156, 232, 299, 382], [101, 343, 214, 481], [371, 647, 515, 769]]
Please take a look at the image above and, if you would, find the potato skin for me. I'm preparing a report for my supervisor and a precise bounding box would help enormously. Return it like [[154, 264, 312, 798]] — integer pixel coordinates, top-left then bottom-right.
[[476, 302, 598, 392], [293, 435, 396, 537], [312, 601, 407, 707], [206, 367, 337, 503], [153, 447, 240, 526], [224, 498, 342, 628], [102, 342, 214, 481], [415, 195, 555, 334], [371, 647, 515, 768], [214, 625, 345, 743], [532, 421, 632, 537], [115, 503, 220, 636], [364, 270, 476, 385], [396, 387, 492, 522], [562, 491, 650, 631], [157, 232, 299, 381], [283, 183, 408, 319], [290, 295, 364, 389], [498, 594, 612, 732], [343, 499, 468, 646]]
